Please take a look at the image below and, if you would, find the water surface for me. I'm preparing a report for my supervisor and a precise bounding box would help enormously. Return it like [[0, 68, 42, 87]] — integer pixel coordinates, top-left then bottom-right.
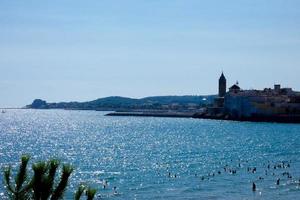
[[0, 109, 300, 199]]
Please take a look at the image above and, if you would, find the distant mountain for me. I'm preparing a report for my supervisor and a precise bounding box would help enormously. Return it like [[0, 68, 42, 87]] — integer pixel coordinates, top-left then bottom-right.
[[27, 95, 216, 111]]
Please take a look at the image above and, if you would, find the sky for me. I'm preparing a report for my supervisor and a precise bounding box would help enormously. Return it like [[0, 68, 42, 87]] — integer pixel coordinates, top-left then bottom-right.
[[0, 0, 300, 107]]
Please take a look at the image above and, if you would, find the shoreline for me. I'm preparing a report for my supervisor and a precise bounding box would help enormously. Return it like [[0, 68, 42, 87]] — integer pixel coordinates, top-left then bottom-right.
[[106, 111, 195, 118], [106, 111, 300, 124]]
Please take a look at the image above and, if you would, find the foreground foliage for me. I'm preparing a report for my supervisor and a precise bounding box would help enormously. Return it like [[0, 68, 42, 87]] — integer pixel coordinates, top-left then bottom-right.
[[3, 155, 96, 200]]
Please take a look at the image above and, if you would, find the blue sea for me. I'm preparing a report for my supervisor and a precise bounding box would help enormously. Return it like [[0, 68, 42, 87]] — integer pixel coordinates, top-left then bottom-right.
[[0, 109, 300, 199]]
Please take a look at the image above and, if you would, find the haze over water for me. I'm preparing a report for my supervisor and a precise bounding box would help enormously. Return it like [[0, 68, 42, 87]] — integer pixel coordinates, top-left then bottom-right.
[[1, 109, 300, 199]]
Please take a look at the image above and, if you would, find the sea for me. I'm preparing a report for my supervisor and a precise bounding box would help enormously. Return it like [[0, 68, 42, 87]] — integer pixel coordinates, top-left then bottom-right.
[[0, 109, 300, 200]]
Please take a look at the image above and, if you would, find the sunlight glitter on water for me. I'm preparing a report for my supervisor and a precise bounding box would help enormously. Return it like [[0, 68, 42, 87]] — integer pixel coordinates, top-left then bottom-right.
[[0, 109, 300, 199]]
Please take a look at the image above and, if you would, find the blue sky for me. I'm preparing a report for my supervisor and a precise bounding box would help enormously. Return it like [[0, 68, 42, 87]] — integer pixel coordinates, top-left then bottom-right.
[[0, 0, 300, 107]]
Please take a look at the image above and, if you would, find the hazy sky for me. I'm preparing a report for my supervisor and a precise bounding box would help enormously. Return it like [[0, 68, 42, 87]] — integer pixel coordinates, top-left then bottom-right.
[[1, 0, 300, 107]]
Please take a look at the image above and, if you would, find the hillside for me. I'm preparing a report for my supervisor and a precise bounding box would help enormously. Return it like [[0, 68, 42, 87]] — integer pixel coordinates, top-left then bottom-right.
[[27, 95, 216, 111]]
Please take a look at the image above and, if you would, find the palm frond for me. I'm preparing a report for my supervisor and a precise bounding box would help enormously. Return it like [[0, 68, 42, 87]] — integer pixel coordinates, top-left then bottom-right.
[[32, 161, 47, 200], [3, 166, 14, 194], [86, 187, 97, 200], [50, 164, 73, 200], [74, 184, 85, 200], [15, 155, 30, 192]]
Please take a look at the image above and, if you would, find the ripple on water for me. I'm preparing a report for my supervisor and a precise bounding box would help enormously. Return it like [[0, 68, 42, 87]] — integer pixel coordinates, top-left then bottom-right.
[[0, 109, 300, 199]]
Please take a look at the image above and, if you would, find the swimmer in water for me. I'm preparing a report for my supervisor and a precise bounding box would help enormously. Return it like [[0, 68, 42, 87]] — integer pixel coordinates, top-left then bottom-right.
[[102, 180, 107, 189], [252, 182, 256, 192], [276, 178, 280, 185], [113, 186, 117, 195]]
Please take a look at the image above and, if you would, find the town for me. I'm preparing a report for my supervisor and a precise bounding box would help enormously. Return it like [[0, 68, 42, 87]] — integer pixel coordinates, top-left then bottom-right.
[[197, 73, 300, 122]]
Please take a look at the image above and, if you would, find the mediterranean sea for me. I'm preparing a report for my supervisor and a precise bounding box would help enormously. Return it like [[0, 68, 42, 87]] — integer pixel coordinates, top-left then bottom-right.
[[0, 109, 300, 199]]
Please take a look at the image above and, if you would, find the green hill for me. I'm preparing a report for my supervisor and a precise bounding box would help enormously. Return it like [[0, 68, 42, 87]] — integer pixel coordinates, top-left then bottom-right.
[[27, 95, 216, 111]]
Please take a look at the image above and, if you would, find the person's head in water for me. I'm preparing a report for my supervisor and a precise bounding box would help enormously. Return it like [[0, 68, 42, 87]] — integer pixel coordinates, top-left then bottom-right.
[[252, 182, 256, 191]]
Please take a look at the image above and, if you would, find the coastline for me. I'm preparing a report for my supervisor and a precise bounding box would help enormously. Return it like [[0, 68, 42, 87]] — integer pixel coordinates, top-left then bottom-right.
[[106, 111, 300, 123], [106, 111, 195, 118]]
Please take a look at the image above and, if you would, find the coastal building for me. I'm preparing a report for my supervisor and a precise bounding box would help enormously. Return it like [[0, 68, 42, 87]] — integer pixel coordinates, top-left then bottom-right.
[[224, 84, 300, 119], [214, 73, 226, 107], [202, 73, 300, 122], [219, 72, 226, 97], [229, 83, 240, 93], [206, 73, 227, 116]]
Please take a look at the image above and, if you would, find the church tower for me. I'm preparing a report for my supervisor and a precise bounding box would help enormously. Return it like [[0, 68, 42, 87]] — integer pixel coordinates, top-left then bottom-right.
[[219, 72, 226, 97]]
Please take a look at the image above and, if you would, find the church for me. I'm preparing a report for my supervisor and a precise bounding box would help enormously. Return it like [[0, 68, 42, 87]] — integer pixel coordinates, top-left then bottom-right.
[[206, 73, 228, 116], [212, 72, 229, 110], [205, 72, 300, 122]]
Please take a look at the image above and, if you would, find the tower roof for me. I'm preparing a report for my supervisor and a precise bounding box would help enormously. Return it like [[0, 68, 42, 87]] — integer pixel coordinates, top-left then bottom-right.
[[219, 72, 226, 81]]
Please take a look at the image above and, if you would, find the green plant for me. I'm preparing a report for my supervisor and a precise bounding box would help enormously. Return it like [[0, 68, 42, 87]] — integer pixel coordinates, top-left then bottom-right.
[[3, 155, 96, 200], [74, 185, 85, 200], [31, 160, 73, 200], [3, 155, 32, 200], [85, 187, 97, 200], [74, 185, 97, 200]]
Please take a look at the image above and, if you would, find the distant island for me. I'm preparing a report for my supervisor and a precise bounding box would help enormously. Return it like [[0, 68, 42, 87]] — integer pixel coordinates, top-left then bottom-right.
[[26, 95, 216, 111]]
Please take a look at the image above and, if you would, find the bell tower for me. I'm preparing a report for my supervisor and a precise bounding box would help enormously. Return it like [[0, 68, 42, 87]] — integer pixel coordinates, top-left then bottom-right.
[[219, 72, 226, 97]]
